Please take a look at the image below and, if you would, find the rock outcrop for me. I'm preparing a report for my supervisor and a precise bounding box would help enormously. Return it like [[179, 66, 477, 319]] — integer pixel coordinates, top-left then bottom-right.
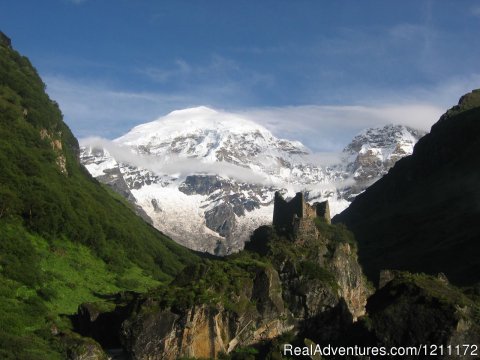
[[60, 331, 109, 360], [76, 266, 296, 360], [120, 281, 293, 359], [40, 128, 68, 175], [327, 242, 370, 321], [71, 192, 371, 359], [269, 192, 371, 321]]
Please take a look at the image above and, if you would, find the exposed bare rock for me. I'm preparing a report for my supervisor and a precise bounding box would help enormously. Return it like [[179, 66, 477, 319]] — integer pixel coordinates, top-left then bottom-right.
[[205, 203, 236, 237], [118, 267, 295, 359], [40, 128, 68, 175], [326, 242, 371, 320]]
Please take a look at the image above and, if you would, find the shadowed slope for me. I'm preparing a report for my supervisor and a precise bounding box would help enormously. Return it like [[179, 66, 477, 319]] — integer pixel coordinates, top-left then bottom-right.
[[334, 90, 480, 286]]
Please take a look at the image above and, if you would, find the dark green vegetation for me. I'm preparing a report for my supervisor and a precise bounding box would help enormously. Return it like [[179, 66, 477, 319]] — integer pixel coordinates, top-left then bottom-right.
[[78, 216, 480, 359], [334, 90, 480, 286], [349, 272, 480, 357], [74, 219, 358, 359], [135, 219, 352, 318], [150, 253, 268, 314], [246, 221, 352, 290], [0, 33, 198, 358]]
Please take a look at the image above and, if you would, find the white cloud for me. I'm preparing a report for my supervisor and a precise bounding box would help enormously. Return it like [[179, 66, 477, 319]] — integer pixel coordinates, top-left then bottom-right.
[[80, 137, 273, 185], [138, 55, 274, 90], [44, 75, 194, 139], [472, 5, 480, 17], [237, 103, 443, 152], [46, 73, 479, 153], [389, 23, 428, 40], [139, 59, 192, 83], [43, 71, 271, 139], [304, 152, 344, 167]]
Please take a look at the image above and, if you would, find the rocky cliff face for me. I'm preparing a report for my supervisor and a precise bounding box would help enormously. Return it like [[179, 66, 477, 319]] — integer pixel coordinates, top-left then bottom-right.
[[119, 267, 294, 360], [327, 242, 370, 321], [80, 107, 424, 255], [344, 125, 422, 183], [72, 199, 372, 359], [75, 265, 296, 359]]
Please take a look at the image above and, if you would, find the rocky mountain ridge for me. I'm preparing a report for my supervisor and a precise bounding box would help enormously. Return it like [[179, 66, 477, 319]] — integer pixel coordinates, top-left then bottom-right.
[[80, 108, 424, 254], [334, 89, 480, 286]]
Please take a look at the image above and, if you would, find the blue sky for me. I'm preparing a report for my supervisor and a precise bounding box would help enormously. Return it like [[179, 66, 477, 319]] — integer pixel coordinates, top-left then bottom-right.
[[1, 0, 480, 151]]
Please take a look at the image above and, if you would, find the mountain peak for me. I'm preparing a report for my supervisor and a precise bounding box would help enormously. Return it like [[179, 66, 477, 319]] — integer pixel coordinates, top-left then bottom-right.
[[441, 89, 480, 120], [116, 106, 273, 146], [167, 106, 218, 117], [344, 124, 425, 155]]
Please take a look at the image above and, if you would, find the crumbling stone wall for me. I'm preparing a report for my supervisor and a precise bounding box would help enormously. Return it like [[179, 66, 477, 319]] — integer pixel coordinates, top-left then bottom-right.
[[292, 218, 318, 244], [315, 201, 331, 224], [272, 192, 304, 232]]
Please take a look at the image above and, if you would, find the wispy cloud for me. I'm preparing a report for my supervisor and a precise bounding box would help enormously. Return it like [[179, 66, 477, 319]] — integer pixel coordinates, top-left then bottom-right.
[[472, 5, 480, 17], [229, 45, 288, 55], [45, 73, 479, 152], [389, 23, 428, 40], [138, 55, 275, 90], [304, 152, 344, 167], [139, 59, 192, 83], [80, 137, 273, 185], [44, 75, 194, 139], [238, 104, 443, 152]]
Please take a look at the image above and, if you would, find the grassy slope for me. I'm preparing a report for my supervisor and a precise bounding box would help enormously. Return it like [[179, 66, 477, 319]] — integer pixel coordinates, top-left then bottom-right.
[[0, 34, 198, 358]]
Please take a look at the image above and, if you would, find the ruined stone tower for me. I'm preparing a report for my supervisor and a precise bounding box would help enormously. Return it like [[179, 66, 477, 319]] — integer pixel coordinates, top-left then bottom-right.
[[272, 192, 331, 241]]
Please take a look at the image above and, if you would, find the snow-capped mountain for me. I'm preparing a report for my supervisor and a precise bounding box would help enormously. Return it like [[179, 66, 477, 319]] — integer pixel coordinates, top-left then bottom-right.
[[80, 106, 425, 254]]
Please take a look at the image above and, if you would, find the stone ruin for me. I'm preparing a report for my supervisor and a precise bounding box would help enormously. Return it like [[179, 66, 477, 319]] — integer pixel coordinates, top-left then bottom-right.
[[245, 192, 331, 253], [272, 192, 330, 242]]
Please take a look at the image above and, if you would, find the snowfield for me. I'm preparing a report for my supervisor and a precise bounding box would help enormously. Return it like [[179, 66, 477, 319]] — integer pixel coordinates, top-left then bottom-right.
[[80, 107, 425, 254]]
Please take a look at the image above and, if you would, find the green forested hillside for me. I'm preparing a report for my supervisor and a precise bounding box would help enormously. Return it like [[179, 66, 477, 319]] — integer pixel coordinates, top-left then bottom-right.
[[0, 33, 198, 358]]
